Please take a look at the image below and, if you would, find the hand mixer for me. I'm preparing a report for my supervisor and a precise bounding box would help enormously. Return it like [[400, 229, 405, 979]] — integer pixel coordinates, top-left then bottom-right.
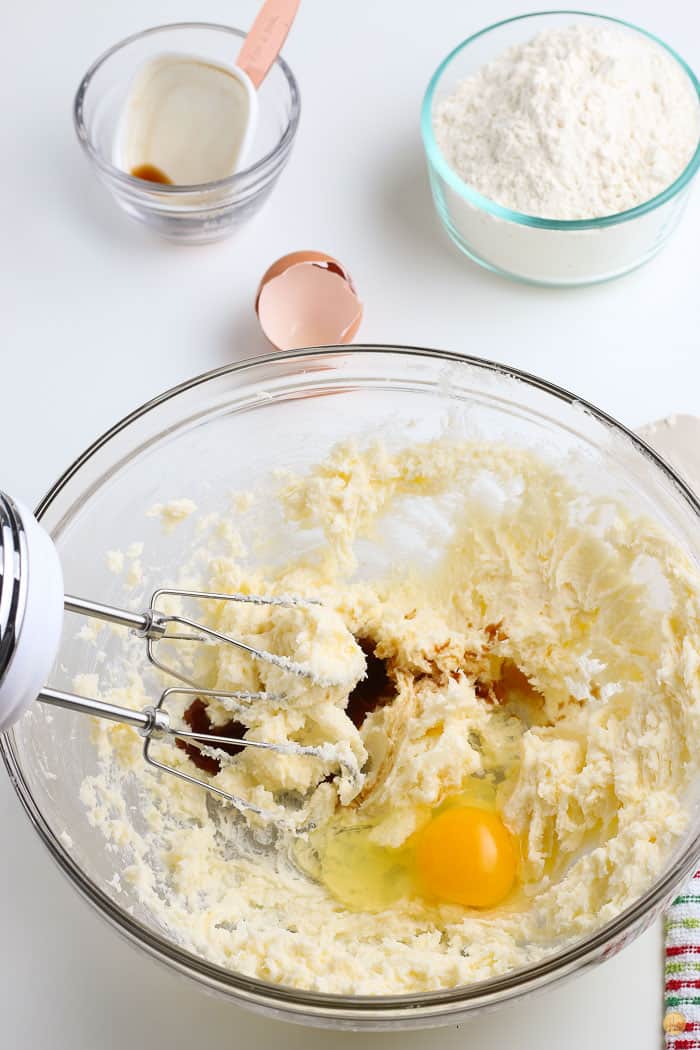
[[0, 491, 361, 816]]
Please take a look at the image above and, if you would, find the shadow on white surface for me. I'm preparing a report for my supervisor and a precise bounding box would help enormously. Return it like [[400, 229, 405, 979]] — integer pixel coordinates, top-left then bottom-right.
[[220, 296, 271, 364], [372, 137, 534, 298]]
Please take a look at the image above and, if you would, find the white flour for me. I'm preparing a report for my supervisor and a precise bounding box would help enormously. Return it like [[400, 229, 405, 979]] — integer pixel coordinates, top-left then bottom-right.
[[435, 23, 699, 221]]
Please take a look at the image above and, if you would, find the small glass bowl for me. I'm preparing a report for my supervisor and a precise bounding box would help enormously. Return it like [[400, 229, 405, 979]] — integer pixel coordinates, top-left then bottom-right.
[[421, 11, 700, 287], [74, 23, 301, 244]]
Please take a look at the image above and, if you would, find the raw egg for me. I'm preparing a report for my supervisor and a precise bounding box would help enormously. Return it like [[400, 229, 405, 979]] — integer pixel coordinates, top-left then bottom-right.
[[415, 806, 516, 908], [255, 251, 363, 351], [298, 781, 517, 913]]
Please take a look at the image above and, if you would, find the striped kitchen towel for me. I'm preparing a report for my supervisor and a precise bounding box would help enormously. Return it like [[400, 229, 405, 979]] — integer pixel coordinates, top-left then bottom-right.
[[665, 869, 700, 1048], [640, 420, 700, 1048]]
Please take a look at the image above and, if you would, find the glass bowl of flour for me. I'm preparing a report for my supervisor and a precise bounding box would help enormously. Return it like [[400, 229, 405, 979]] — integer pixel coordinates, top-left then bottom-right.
[[6, 347, 700, 1028], [422, 12, 700, 286]]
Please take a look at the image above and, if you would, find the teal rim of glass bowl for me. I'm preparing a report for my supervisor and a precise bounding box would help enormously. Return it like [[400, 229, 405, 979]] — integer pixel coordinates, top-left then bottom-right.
[[421, 9, 700, 231]]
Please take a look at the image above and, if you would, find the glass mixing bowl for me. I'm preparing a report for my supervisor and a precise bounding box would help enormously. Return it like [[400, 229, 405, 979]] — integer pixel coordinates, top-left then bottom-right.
[[421, 12, 700, 287], [3, 346, 700, 1030], [74, 23, 300, 244]]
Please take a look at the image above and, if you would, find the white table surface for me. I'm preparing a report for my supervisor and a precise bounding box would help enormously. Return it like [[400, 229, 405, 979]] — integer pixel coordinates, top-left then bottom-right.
[[3, 0, 700, 1044]]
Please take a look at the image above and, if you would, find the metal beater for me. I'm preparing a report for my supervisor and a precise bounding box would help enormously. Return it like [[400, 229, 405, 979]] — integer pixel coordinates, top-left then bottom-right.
[[0, 491, 362, 815]]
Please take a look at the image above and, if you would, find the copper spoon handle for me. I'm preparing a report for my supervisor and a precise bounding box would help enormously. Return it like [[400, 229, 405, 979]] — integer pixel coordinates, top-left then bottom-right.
[[237, 0, 301, 89]]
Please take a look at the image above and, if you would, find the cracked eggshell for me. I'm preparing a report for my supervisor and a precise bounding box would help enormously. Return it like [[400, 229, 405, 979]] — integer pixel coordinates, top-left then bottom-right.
[[255, 251, 363, 351]]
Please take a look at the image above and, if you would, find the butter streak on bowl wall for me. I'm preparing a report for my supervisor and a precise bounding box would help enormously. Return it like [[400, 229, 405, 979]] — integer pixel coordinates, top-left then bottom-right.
[[421, 11, 700, 287]]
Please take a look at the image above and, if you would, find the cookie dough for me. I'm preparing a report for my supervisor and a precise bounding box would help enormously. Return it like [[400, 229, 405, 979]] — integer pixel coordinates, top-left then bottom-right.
[[79, 437, 700, 993]]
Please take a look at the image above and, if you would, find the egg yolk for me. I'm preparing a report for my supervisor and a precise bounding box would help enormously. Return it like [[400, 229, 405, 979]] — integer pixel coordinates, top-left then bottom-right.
[[415, 806, 516, 908]]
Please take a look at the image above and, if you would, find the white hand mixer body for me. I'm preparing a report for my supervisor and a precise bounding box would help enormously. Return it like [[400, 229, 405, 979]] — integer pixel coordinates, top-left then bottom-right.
[[0, 491, 362, 816]]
